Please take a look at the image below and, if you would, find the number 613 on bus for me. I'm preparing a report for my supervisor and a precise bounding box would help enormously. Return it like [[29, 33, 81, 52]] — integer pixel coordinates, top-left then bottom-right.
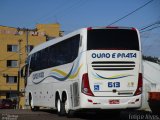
[[108, 82, 120, 88]]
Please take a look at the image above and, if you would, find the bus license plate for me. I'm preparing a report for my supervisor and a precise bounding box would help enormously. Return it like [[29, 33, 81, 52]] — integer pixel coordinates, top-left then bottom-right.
[[109, 99, 120, 104]]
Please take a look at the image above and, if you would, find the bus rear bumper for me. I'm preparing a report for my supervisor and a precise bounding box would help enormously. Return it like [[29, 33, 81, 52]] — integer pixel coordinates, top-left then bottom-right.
[[80, 94, 142, 109]]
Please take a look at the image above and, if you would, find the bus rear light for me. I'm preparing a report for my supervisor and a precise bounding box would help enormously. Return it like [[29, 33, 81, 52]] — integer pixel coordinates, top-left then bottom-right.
[[131, 28, 136, 31], [134, 73, 143, 96], [88, 99, 93, 103], [106, 26, 119, 29], [81, 73, 94, 96], [87, 27, 92, 30]]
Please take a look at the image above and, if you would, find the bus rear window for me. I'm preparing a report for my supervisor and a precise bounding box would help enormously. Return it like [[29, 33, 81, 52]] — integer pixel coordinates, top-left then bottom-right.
[[87, 29, 139, 50]]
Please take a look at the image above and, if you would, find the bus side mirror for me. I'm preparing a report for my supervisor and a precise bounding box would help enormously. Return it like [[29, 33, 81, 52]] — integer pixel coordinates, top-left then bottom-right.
[[20, 65, 26, 78], [20, 69, 24, 77]]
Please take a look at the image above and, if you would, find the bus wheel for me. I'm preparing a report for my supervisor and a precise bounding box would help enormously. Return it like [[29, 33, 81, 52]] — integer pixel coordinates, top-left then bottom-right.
[[33, 106, 39, 111], [67, 110, 75, 118], [29, 94, 39, 111], [64, 98, 69, 114], [57, 99, 66, 116], [29, 94, 33, 110]]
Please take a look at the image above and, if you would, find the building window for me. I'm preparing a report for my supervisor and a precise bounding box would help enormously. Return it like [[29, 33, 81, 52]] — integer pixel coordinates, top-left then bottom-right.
[[7, 60, 18, 67], [26, 45, 34, 53], [6, 76, 17, 83], [7, 45, 18, 52]]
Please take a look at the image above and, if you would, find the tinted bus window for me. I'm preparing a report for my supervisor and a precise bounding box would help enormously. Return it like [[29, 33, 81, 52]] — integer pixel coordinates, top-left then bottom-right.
[[87, 29, 139, 50], [29, 34, 80, 72]]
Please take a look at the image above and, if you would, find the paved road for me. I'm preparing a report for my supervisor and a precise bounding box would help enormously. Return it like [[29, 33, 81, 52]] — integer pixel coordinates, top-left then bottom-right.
[[0, 109, 159, 120]]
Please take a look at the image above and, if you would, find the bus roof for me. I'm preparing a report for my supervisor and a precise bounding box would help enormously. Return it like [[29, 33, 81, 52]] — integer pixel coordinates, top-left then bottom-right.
[[29, 28, 85, 56], [29, 26, 138, 56]]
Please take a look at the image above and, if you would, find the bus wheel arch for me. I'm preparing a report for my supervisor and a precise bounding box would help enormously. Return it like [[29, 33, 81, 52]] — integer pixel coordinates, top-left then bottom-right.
[[55, 91, 60, 108], [29, 92, 32, 106], [62, 91, 70, 114], [29, 92, 34, 110], [61, 91, 74, 117], [29, 92, 39, 111], [55, 91, 66, 116], [62, 91, 67, 103]]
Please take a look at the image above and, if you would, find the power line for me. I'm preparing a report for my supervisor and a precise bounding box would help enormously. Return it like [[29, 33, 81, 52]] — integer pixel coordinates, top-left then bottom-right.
[[140, 25, 160, 33], [140, 21, 159, 31], [108, 0, 154, 26], [140, 21, 160, 54], [58, 0, 90, 33], [34, 0, 69, 22], [58, 0, 89, 19], [34, 0, 78, 24], [139, 20, 160, 32], [26, 0, 74, 27]]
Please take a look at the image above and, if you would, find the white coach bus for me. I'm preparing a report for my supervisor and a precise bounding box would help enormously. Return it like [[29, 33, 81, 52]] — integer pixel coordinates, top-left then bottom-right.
[[22, 26, 143, 116]]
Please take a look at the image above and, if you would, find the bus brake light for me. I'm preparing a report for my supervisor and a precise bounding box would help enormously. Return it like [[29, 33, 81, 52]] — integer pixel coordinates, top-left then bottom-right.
[[87, 27, 92, 30], [134, 73, 143, 96], [81, 73, 94, 96], [106, 26, 119, 29]]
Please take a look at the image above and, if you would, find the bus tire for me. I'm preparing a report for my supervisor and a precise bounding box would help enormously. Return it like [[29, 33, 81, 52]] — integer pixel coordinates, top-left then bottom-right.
[[33, 106, 39, 111], [29, 94, 34, 111], [29, 93, 39, 111], [67, 110, 75, 118], [57, 99, 66, 116], [64, 97, 69, 114]]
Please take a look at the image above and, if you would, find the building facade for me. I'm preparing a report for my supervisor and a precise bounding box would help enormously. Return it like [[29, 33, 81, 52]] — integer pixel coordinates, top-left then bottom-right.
[[0, 23, 60, 108]]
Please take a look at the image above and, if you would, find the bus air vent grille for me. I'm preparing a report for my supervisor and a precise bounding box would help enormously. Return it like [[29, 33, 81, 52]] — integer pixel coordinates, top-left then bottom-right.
[[92, 61, 135, 71]]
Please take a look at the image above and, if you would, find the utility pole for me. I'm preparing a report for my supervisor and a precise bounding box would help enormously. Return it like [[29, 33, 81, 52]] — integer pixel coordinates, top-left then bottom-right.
[[16, 28, 36, 108], [16, 28, 37, 56], [17, 39, 22, 109], [26, 29, 29, 56]]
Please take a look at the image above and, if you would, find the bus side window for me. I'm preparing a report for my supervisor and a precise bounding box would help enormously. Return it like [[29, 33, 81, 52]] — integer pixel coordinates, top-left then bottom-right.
[[29, 54, 36, 74], [71, 35, 80, 60], [79, 35, 82, 47]]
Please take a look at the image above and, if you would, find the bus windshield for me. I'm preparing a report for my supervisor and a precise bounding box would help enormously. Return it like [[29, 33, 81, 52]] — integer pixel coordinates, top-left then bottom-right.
[[87, 29, 139, 50]]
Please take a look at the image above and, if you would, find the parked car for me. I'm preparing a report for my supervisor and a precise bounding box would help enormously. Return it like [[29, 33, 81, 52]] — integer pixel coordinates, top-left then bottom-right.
[[0, 99, 14, 109]]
